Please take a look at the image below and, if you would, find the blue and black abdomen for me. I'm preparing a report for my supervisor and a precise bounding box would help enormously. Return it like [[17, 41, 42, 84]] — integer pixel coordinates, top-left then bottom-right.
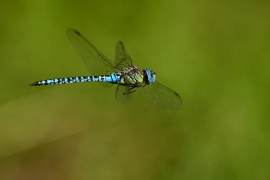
[[30, 74, 121, 86]]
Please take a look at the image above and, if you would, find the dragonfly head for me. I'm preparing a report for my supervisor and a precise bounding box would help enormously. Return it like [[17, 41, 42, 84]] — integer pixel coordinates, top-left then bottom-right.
[[143, 69, 156, 85]]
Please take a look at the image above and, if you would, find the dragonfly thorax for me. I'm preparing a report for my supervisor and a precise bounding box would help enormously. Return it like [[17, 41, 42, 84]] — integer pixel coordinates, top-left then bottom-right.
[[119, 66, 155, 87]]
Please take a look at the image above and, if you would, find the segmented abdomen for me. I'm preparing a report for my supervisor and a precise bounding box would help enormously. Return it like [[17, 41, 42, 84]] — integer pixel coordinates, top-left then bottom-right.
[[30, 74, 121, 86]]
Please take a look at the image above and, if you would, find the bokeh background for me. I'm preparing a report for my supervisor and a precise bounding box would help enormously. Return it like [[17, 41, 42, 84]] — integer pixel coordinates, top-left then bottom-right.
[[0, 1, 270, 180]]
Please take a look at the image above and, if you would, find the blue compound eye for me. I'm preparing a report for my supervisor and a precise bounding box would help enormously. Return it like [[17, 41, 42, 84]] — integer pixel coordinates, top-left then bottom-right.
[[143, 69, 156, 85]]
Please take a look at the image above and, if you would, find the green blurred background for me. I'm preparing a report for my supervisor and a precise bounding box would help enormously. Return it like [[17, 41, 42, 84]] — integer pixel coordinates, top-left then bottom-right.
[[0, 0, 270, 179]]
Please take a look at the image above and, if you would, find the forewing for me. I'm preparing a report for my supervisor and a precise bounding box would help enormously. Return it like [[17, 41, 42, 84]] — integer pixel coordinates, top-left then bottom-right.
[[114, 41, 132, 69], [66, 28, 115, 87], [138, 81, 182, 110], [115, 85, 132, 103]]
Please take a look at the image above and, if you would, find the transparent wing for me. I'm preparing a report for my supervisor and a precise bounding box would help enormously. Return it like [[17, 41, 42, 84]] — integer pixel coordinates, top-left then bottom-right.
[[115, 85, 132, 103], [114, 41, 132, 69], [138, 81, 182, 110], [66, 28, 116, 87]]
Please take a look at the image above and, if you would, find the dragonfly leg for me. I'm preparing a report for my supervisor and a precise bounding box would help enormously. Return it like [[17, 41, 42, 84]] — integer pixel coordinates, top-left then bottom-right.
[[123, 87, 136, 95]]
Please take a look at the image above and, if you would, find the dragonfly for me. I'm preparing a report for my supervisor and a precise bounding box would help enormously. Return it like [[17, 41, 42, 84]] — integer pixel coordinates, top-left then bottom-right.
[[30, 28, 182, 110]]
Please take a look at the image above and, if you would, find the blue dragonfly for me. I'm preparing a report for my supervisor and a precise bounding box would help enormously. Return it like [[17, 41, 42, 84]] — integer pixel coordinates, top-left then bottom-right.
[[30, 29, 182, 109]]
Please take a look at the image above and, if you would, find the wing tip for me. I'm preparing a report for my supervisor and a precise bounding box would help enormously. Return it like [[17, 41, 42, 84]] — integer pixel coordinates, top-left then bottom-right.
[[66, 28, 80, 35]]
